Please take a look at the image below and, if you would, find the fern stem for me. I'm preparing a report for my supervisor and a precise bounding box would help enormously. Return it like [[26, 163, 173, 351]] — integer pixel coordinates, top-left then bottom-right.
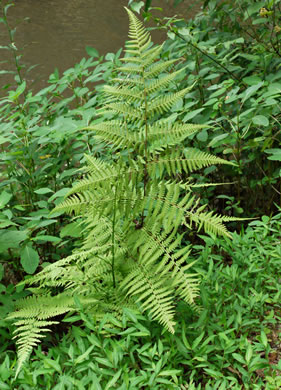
[[111, 183, 117, 288], [143, 67, 149, 202]]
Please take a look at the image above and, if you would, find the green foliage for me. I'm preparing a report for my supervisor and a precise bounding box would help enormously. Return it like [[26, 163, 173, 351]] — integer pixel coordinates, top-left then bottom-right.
[[8, 9, 238, 375], [0, 18, 121, 276], [142, 0, 281, 217], [1, 215, 281, 388]]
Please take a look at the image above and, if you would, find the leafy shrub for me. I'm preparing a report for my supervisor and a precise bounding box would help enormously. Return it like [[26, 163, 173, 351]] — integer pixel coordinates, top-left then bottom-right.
[[0, 28, 123, 277], [142, 0, 281, 217]]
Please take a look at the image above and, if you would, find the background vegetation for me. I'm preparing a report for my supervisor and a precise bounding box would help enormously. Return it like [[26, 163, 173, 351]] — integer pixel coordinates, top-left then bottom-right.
[[0, 0, 280, 388]]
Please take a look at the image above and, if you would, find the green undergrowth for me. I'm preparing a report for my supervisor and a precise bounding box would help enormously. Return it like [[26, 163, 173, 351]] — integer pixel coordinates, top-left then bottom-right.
[[1, 215, 281, 389], [0, 39, 123, 277], [143, 0, 281, 217]]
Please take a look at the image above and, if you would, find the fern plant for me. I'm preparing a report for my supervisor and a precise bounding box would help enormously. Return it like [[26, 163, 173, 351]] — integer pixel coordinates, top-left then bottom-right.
[[9, 8, 239, 375]]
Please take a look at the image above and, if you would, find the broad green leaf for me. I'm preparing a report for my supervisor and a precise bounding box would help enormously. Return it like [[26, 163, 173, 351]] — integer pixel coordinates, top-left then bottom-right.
[[265, 148, 281, 154], [264, 98, 277, 106], [158, 369, 182, 376], [68, 344, 74, 360], [104, 369, 122, 390], [243, 76, 262, 85], [85, 46, 99, 58], [246, 2, 264, 17], [48, 188, 71, 202], [260, 330, 268, 348], [245, 343, 253, 364], [89, 373, 102, 389], [43, 358, 61, 373], [197, 129, 208, 142], [59, 168, 78, 180], [105, 52, 115, 62], [209, 88, 226, 98], [95, 357, 114, 368], [203, 368, 223, 378], [0, 191, 12, 209], [265, 149, 281, 161], [192, 332, 205, 350], [208, 133, 229, 147], [36, 219, 57, 228], [129, 1, 144, 13], [204, 98, 218, 106], [267, 83, 281, 95], [74, 345, 95, 365], [0, 380, 9, 390], [0, 135, 8, 145], [261, 215, 270, 223], [32, 235, 61, 244], [241, 82, 264, 103], [183, 108, 204, 122], [0, 230, 28, 252], [252, 18, 268, 25], [252, 115, 269, 127], [181, 326, 191, 350], [34, 188, 54, 195], [223, 37, 244, 49], [13, 81, 26, 100], [232, 353, 246, 365], [20, 244, 40, 274], [267, 154, 281, 162], [167, 31, 176, 40], [0, 220, 17, 228], [238, 53, 259, 61], [178, 27, 190, 36]]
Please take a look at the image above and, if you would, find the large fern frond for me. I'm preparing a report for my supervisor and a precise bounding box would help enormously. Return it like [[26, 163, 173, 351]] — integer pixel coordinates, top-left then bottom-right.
[[9, 293, 97, 376], [67, 155, 118, 195], [103, 85, 144, 103], [139, 227, 199, 306], [122, 224, 199, 332], [13, 318, 57, 377], [104, 102, 144, 120], [147, 123, 208, 151], [121, 262, 176, 333], [84, 121, 140, 149], [147, 87, 192, 116], [148, 148, 235, 178], [145, 66, 185, 95], [187, 210, 233, 238], [52, 190, 115, 216], [125, 7, 151, 54], [145, 59, 178, 79]]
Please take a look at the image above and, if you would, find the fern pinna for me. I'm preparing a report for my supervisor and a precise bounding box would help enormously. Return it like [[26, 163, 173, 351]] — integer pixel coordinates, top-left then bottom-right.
[[9, 8, 238, 375]]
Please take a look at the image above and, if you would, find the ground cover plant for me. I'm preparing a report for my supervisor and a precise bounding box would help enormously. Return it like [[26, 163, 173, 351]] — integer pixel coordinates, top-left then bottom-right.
[[0, 0, 280, 388], [1, 215, 281, 389]]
